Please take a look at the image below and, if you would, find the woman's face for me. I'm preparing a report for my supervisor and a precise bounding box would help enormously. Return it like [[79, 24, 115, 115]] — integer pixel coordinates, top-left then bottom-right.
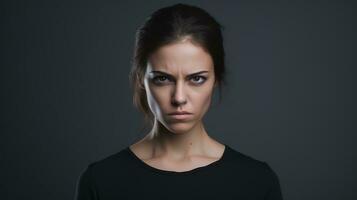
[[143, 40, 216, 134]]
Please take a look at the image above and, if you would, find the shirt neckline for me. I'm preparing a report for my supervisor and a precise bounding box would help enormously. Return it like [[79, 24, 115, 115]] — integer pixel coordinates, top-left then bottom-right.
[[125, 143, 229, 175]]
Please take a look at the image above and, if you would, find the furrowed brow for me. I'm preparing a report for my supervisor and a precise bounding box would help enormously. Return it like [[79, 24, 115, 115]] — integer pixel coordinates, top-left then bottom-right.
[[150, 70, 209, 77]]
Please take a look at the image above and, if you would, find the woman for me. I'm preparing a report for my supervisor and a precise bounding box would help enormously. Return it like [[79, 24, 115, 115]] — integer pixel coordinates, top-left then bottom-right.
[[75, 3, 283, 200]]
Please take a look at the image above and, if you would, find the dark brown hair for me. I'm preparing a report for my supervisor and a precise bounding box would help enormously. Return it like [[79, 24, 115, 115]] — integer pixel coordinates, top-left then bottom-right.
[[129, 3, 227, 128]]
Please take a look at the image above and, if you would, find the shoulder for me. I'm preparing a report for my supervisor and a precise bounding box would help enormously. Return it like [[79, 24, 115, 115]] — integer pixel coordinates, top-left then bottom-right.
[[223, 145, 283, 199], [79, 147, 132, 180], [224, 145, 280, 183], [74, 148, 132, 199], [225, 145, 267, 167]]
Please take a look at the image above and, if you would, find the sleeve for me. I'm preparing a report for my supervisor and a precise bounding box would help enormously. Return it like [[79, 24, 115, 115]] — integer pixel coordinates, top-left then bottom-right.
[[263, 162, 284, 200], [74, 164, 99, 200]]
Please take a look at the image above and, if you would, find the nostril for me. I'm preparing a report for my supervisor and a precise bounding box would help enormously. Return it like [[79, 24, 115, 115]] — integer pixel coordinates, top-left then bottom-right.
[[171, 98, 187, 106]]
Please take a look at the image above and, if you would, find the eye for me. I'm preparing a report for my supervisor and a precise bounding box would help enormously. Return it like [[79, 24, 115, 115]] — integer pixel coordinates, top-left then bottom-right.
[[190, 76, 207, 84], [152, 75, 171, 84], [152, 75, 207, 85]]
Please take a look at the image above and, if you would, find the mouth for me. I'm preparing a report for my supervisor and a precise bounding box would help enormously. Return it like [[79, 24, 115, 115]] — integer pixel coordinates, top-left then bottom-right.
[[168, 113, 192, 120], [168, 111, 192, 115]]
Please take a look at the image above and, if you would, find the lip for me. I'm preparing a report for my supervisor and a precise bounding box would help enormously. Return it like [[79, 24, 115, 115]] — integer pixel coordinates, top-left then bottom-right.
[[169, 113, 192, 120], [168, 111, 192, 115]]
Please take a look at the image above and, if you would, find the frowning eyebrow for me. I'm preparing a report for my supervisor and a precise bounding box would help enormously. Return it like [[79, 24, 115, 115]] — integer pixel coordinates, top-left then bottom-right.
[[150, 70, 209, 77]]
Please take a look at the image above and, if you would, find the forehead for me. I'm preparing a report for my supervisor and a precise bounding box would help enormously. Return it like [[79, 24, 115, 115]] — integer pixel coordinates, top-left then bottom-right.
[[147, 41, 213, 73]]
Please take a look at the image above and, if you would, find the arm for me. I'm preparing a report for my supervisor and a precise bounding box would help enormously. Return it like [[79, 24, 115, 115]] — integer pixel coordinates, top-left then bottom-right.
[[263, 162, 284, 200], [74, 164, 99, 200]]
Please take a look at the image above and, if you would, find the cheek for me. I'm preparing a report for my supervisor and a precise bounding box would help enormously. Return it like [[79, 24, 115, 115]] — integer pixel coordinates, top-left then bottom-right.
[[146, 86, 170, 115], [192, 87, 213, 115]]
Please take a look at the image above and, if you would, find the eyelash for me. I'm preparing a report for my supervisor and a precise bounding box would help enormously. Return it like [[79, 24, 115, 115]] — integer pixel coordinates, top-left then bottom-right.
[[152, 75, 207, 85]]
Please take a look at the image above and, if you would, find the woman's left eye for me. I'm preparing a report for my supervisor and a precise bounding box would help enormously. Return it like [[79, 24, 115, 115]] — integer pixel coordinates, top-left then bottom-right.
[[190, 76, 207, 84]]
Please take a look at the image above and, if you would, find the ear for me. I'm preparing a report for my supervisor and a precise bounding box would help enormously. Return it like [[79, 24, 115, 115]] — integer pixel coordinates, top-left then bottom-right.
[[139, 79, 144, 89], [214, 80, 218, 88], [137, 73, 146, 90]]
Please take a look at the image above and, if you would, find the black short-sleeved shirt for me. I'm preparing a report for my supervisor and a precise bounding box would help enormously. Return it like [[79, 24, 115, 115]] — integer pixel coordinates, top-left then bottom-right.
[[74, 144, 283, 200]]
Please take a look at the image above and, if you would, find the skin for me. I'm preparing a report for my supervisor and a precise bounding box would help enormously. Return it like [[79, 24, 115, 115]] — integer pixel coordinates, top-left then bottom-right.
[[129, 38, 225, 172]]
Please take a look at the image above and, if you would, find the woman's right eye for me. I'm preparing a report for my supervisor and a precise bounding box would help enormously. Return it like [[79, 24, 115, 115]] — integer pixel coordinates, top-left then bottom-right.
[[152, 76, 170, 84]]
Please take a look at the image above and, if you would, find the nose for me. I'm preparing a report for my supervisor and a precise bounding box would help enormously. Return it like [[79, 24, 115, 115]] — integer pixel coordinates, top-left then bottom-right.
[[171, 81, 187, 107]]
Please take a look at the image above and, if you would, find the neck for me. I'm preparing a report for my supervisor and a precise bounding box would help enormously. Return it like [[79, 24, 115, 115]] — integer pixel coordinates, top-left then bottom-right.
[[144, 119, 210, 160]]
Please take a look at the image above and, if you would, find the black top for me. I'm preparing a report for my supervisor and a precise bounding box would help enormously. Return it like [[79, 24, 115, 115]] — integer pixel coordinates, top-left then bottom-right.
[[74, 144, 283, 200]]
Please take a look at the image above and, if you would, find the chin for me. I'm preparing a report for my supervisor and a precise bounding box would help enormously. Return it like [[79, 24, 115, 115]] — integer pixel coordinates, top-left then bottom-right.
[[163, 121, 195, 134]]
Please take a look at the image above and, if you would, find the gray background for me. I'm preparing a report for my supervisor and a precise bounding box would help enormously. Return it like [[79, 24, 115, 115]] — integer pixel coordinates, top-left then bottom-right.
[[1, 0, 356, 200]]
